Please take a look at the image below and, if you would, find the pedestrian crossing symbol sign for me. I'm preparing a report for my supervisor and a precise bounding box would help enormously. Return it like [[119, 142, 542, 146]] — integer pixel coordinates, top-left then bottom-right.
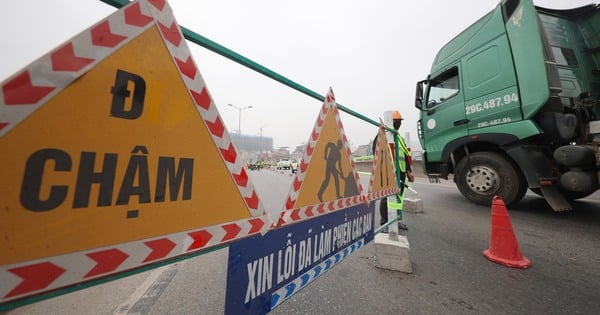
[[366, 122, 400, 201], [278, 88, 363, 226]]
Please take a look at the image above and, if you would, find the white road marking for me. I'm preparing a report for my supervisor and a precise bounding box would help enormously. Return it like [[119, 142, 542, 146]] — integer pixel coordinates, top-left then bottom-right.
[[113, 264, 174, 315]]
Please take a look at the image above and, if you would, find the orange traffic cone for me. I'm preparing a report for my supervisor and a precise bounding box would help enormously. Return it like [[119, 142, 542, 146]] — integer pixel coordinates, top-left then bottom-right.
[[483, 195, 531, 269]]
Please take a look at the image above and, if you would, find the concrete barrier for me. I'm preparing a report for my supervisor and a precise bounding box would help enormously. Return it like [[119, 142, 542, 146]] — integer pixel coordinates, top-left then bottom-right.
[[374, 233, 412, 273], [403, 197, 424, 214]]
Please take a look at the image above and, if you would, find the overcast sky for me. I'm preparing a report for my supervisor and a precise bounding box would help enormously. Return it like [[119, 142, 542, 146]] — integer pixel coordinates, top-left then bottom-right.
[[1, 0, 594, 151]]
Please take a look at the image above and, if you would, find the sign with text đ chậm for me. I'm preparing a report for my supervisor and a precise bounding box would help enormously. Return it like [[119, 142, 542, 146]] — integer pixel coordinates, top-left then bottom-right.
[[0, 0, 270, 307]]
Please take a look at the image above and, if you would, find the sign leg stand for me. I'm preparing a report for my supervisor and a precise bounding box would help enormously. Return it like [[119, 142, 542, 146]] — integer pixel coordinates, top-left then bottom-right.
[[374, 198, 412, 273]]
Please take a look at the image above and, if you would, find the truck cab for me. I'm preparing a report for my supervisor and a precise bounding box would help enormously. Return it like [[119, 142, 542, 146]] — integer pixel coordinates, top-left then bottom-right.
[[415, 0, 600, 210]]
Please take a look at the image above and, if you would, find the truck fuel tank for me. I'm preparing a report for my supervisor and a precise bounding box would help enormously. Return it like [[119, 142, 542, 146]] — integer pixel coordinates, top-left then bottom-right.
[[560, 170, 599, 193], [553, 145, 596, 167]]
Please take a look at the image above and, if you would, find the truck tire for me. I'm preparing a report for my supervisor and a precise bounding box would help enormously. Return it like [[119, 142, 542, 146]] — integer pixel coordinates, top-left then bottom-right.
[[455, 152, 527, 207]]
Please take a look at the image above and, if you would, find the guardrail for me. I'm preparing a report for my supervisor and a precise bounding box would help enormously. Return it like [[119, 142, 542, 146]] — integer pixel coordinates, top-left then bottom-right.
[[99, 0, 406, 177]]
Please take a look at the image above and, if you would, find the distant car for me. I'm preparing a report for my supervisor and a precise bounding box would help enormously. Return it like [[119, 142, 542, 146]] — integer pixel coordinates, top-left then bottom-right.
[[277, 159, 291, 170]]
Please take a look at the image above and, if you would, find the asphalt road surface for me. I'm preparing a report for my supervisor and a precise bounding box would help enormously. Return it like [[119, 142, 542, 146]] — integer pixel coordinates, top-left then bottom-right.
[[5, 171, 600, 314]]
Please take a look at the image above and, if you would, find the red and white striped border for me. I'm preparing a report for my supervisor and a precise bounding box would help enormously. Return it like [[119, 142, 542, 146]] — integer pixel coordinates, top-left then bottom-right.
[[0, 0, 156, 135], [365, 187, 400, 202], [365, 123, 400, 202], [0, 214, 271, 302], [277, 195, 363, 227], [0, 0, 270, 304], [276, 88, 364, 227], [151, 1, 266, 219]]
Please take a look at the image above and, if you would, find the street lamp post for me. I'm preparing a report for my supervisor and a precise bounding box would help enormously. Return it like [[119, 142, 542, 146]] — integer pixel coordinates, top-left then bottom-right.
[[227, 103, 253, 134]]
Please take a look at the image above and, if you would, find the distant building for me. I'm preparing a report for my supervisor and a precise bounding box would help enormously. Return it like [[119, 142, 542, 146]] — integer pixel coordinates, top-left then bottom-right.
[[290, 143, 306, 161], [229, 133, 273, 152], [293, 143, 306, 155], [272, 147, 291, 160], [353, 143, 372, 157]]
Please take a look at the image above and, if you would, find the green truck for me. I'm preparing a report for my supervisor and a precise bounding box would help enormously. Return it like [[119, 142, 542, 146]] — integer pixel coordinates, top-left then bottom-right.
[[415, 0, 600, 211]]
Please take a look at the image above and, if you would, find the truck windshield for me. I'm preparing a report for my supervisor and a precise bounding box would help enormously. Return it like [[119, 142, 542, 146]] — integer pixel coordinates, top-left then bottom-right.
[[427, 67, 459, 108]]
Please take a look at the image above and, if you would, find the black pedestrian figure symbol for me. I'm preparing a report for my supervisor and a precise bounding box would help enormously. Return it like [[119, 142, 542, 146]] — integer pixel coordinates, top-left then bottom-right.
[[318, 140, 344, 202], [343, 172, 359, 197]]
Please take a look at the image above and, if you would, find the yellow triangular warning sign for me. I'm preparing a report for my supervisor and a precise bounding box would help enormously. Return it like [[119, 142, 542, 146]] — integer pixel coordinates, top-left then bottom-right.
[[0, 0, 270, 304], [278, 88, 363, 226], [366, 122, 400, 201]]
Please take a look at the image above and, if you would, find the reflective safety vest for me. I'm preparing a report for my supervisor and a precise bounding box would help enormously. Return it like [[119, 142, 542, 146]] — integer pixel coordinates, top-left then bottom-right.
[[388, 134, 411, 211], [396, 135, 411, 173]]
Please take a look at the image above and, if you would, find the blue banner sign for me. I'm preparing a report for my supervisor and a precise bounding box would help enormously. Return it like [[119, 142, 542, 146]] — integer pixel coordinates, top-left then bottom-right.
[[225, 203, 374, 314]]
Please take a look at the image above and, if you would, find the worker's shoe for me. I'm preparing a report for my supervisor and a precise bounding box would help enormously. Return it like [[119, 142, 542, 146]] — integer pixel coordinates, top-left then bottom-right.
[[398, 222, 409, 230]]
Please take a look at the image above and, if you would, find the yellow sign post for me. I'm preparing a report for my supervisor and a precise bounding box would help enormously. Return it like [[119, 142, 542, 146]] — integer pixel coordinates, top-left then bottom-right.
[[0, 0, 269, 305]]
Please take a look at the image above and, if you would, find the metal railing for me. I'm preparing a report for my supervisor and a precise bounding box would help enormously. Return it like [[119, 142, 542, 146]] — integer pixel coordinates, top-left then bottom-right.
[[98, 0, 407, 229], [100, 0, 383, 131]]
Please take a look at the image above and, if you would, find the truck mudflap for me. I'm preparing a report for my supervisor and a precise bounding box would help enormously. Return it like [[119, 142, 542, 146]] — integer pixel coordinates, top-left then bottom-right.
[[539, 185, 572, 211], [506, 145, 573, 211]]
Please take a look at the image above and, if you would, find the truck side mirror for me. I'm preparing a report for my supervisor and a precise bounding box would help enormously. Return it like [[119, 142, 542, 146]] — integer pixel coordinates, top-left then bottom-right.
[[415, 80, 425, 110]]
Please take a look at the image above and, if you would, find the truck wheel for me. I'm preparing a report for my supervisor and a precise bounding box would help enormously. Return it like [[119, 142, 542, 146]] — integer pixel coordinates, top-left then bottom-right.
[[455, 152, 527, 207]]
